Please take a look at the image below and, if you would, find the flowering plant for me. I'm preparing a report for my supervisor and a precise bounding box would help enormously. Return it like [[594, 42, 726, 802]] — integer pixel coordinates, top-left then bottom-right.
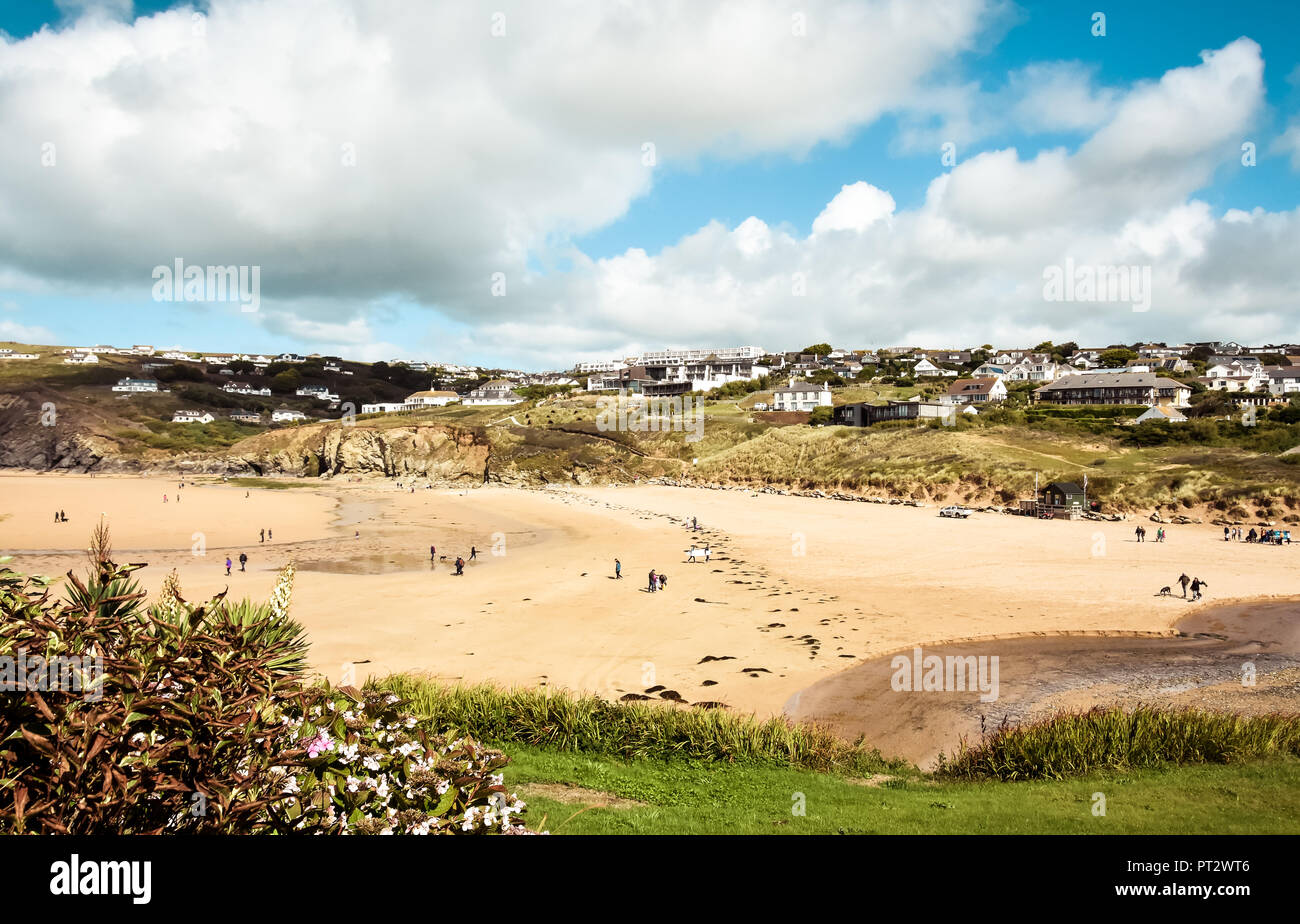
[[271, 685, 533, 835]]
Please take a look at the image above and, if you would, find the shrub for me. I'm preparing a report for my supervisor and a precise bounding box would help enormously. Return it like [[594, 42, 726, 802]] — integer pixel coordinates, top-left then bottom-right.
[[0, 533, 530, 835], [0, 557, 305, 833], [937, 707, 1300, 781], [274, 685, 528, 834]]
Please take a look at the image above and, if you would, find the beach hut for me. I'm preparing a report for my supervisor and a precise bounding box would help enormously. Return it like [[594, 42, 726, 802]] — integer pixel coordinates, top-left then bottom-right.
[[1040, 481, 1086, 518]]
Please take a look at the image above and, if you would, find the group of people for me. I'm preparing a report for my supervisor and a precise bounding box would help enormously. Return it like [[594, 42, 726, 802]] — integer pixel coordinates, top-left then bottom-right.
[[1224, 525, 1292, 544], [259, 528, 273, 542], [1134, 525, 1166, 542], [647, 568, 668, 592], [51, 509, 67, 523], [224, 552, 249, 575], [430, 544, 476, 575]]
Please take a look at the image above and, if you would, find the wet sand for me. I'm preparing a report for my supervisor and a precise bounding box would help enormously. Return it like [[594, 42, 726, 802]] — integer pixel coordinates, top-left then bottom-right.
[[2, 474, 1297, 750], [787, 599, 1300, 769]]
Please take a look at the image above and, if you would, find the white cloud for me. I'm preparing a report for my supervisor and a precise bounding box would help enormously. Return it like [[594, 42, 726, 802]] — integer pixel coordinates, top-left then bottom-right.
[[812, 182, 896, 234], [0, 0, 994, 336], [0, 319, 57, 343], [0, 4, 1292, 367]]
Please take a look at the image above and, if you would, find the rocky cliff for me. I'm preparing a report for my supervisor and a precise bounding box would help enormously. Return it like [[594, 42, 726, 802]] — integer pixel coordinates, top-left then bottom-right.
[[225, 423, 490, 480]]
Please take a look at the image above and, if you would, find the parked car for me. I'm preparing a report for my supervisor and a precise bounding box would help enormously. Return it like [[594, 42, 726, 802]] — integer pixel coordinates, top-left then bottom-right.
[[753, 402, 769, 411], [939, 506, 971, 519]]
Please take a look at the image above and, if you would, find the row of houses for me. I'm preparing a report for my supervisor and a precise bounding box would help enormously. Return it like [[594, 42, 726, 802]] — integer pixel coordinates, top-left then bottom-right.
[[171, 408, 307, 425], [361, 380, 528, 415]]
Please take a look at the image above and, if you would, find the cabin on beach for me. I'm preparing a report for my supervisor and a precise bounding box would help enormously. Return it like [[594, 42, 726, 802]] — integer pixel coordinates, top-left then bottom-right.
[[1019, 481, 1088, 519]]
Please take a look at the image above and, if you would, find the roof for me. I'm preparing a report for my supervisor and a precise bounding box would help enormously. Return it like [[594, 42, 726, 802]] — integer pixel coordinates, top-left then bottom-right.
[[1139, 405, 1188, 420], [775, 381, 827, 393], [406, 390, 458, 398], [1035, 373, 1188, 391], [1044, 481, 1085, 494], [947, 377, 1001, 396]]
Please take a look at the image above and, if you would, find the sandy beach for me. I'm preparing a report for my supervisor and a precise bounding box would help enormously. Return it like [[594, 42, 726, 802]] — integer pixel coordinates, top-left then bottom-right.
[[2, 473, 1297, 762]]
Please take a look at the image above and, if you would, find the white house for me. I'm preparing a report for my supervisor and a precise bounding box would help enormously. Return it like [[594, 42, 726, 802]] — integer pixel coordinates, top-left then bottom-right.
[[223, 382, 272, 396], [63, 352, 99, 364], [230, 412, 263, 424], [172, 410, 214, 424], [271, 408, 308, 422], [772, 379, 832, 412], [946, 377, 1008, 405], [462, 379, 525, 405], [111, 377, 159, 393], [1135, 405, 1188, 424], [404, 390, 459, 408], [361, 402, 408, 415], [1266, 367, 1300, 397], [912, 356, 943, 376], [972, 363, 1008, 380], [131, 345, 155, 355], [0, 350, 39, 360], [296, 385, 340, 402]]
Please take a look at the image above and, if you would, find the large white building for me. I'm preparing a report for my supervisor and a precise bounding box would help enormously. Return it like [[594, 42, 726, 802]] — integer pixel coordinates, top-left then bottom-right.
[[772, 379, 832, 412], [111, 377, 159, 392], [172, 410, 214, 424], [462, 380, 525, 405], [575, 360, 628, 374], [405, 390, 459, 408]]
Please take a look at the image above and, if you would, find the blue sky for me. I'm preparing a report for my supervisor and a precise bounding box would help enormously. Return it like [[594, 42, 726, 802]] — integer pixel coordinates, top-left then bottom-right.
[[1, 0, 1297, 368]]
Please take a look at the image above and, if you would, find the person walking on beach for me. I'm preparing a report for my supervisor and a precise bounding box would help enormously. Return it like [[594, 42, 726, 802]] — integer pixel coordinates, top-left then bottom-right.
[[260, 529, 265, 543], [225, 556, 232, 576], [268, 528, 272, 540], [1190, 577, 1206, 601], [238, 552, 247, 572], [704, 544, 711, 562], [648, 570, 657, 593], [1178, 572, 1191, 598], [53, 510, 59, 523], [658, 572, 667, 591], [615, 559, 622, 579], [430, 545, 436, 561], [469, 546, 477, 561], [692, 516, 698, 531], [164, 494, 168, 504], [1224, 526, 1231, 541], [454, 557, 464, 576], [60, 510, 66, 522]]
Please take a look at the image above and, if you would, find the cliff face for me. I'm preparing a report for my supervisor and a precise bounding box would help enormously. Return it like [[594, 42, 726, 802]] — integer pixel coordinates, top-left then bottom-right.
[[224, 424, 490, 480], [0, 392, 110, 470]]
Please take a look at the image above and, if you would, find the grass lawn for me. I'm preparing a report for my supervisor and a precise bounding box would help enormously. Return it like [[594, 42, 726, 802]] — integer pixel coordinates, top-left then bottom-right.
[[503, 747, 1300, 834]]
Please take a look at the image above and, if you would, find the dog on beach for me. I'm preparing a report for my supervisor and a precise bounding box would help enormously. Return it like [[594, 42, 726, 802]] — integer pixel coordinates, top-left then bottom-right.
[[1158, 585, 1171, 596]]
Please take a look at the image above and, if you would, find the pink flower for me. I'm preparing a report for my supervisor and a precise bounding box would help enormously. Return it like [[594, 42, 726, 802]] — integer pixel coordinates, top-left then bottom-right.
[[303, 730, 333, 758]]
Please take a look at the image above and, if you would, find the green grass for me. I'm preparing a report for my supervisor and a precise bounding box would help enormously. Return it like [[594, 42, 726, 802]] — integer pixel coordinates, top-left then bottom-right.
[[371, 676, 907, 775], [938, 707, 1300, 781], [372, 677, 1300, 834], [504, 746, 1300, 834]]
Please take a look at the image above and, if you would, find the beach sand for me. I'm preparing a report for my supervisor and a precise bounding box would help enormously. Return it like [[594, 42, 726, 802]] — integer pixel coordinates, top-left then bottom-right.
[[3, 474, 1297, 763]]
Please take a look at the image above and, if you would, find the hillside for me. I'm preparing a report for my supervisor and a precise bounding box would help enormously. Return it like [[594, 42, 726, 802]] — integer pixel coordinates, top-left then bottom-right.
[[4, 342, 1300, 517]]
